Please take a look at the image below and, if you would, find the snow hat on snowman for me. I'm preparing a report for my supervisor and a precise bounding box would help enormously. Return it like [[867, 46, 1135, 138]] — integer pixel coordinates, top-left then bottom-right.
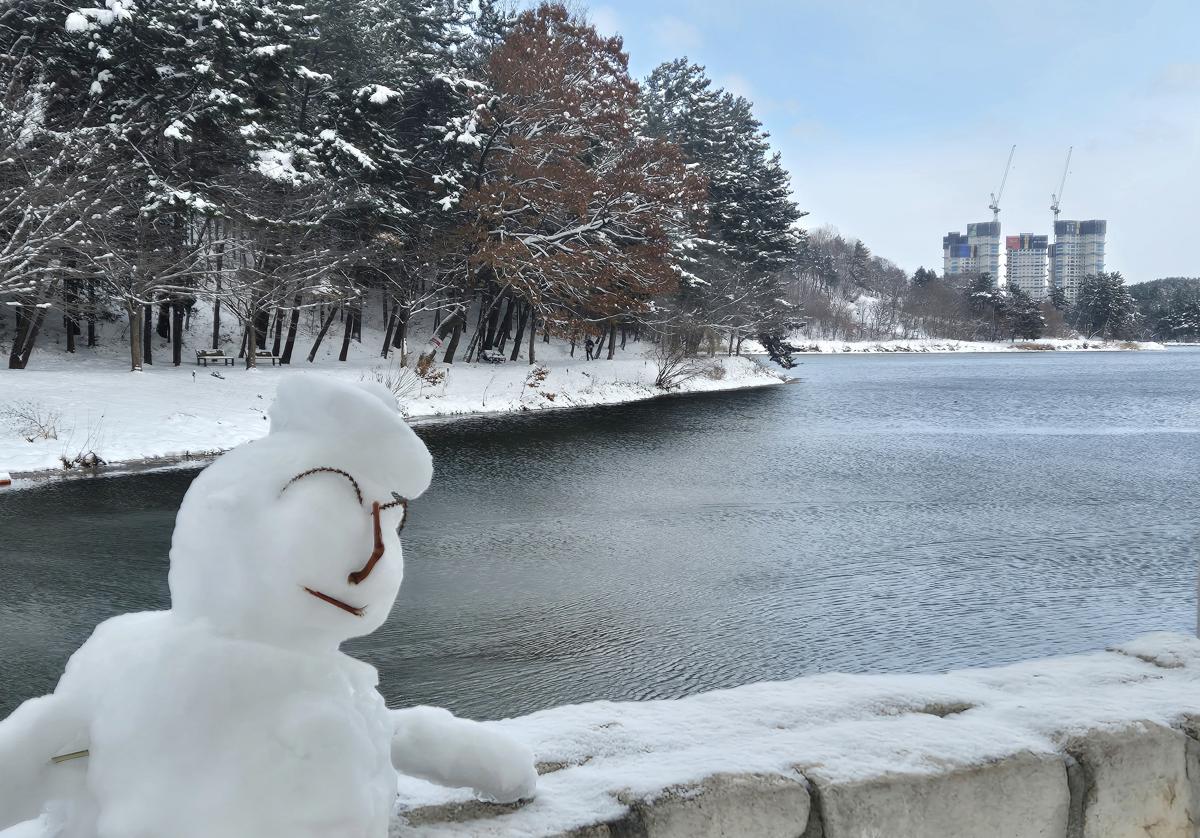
[[168, 375, 433, 650]]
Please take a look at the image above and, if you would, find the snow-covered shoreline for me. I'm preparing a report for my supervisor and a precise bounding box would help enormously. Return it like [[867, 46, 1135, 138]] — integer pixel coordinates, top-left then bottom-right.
[[778, 337, 1166, 354], [0, 349, 783, 481]]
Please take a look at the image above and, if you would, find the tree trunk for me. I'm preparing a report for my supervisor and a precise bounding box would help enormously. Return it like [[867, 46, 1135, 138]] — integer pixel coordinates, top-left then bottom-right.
[[143, 304, 153, 365], [510, 304, 528, 362], [495, 296, 515, 353], [87, 279, 97, 347], [443, 318, 463, 364], [338, 313, 353, 362], [64, 278, 79, 354], [594, 329, 607, 359], [393, 308, 405, 348], [244, 319, 257, 369], [156, 302, 171, 340], [65, 308, 76, 354], [307, 304, 340, 363], [393, 309, 407, 355], [211, 243, 225, 350], [254, 308, 270, 351], [128, 304, 143, 371], [8, 303, 28, 369], [171, 302, 184, 366], [271, 307, 284, 357], [607, 321, 617, 360], [528, 313, 536, 365], [417, 304, 464, 367], [483, 293, 504, 350], [281, 295, 302, 364], [381, 310, 399, 358]]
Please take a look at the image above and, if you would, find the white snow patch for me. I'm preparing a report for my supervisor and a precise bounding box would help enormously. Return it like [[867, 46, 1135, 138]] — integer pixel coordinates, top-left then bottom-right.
[[391, 633, 1200, 836]]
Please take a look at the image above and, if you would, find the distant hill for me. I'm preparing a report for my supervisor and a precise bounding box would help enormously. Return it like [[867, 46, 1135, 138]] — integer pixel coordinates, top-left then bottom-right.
[[1130, 277, 1200, 340]]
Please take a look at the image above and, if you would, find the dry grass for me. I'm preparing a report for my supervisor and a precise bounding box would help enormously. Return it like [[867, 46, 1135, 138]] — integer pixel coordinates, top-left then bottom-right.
[[1014, 342, 1056, 351]]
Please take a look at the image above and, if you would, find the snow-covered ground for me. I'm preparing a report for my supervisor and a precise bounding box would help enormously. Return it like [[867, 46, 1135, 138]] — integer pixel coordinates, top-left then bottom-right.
[[0, 326, 781, 477], [771, 337, 1165, 354], [396, 632, 1200, 836]]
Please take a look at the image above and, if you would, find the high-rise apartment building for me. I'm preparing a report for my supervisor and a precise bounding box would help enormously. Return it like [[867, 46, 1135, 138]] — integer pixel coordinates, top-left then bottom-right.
[[942, 221, 1002, 284], [1005, 234, 1049, 300], [942, 232, 971, 276], [967, 221, 1001, 283], [1050, 220, 1106, 303]]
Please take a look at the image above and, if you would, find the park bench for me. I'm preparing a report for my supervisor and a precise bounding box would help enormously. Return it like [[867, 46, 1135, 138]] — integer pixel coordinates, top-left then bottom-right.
[[196, 349, 234, 367], [255, 350, 282, 366]]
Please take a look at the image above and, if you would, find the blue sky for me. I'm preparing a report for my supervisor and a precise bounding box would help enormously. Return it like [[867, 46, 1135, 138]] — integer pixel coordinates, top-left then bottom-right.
[[584, 0, 1200, 279]]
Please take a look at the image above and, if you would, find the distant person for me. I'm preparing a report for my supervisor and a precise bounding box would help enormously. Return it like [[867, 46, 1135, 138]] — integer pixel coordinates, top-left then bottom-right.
[[585, 337, 595, 360]]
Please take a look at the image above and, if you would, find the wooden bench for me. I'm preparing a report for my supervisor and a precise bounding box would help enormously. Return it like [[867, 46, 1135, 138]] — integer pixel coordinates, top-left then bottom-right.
[[196, 350, 234, 367], [255, 350, 282, 366]]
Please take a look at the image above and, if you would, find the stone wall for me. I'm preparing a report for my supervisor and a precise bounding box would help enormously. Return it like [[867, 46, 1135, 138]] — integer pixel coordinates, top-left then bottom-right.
[[392, 634, 1200, 837]]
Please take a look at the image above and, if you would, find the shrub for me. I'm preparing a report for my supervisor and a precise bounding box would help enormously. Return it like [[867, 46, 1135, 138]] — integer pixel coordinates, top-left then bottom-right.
[[2, 400, 61, 441], [363, 362, 422, 401], [653, 341, 706, 390], [415, 353, 446, 386]]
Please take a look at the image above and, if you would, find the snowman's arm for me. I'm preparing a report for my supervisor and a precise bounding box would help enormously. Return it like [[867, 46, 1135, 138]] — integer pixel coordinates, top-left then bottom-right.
[[0, 693, 85, 830], [389, 706, 537, 804]]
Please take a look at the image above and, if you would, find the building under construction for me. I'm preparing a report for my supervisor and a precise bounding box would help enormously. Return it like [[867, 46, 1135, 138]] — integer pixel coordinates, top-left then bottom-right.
[[942, 221, 1001, 284], [1050, 220, 1106, 304], [1006, 234, 1050, 300], [942, 147, 1105, 303]]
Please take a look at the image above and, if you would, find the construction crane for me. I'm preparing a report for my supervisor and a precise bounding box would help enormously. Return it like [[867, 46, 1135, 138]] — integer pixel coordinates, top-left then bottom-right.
[[987, 144, 1016, 222], [1050, 146, 1073, 221]]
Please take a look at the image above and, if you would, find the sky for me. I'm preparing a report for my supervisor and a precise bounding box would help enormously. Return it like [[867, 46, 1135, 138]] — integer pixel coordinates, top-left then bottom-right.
[[581, 0, 1200, 280]]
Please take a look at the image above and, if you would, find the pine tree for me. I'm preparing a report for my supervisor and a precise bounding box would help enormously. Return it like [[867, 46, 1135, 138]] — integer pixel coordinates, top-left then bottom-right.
[[912, 267, 936, 288], [1006, 287, 1045, 340], [640, 59, 803, 352], [1071, 272, 1138, 339]]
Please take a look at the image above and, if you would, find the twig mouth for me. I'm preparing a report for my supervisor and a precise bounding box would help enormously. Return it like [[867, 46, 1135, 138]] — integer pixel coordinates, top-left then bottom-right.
[[303, 587, 365, 617]]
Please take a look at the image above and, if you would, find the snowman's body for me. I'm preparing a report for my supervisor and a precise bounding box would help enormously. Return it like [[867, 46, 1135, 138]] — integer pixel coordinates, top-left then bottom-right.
[[51, 613, 395, 838], [0, 378, 537, 838]]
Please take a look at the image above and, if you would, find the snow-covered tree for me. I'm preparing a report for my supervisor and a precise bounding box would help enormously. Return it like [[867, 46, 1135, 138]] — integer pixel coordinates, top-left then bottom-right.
[[640, 58, 804, 353], [1071, 271, 1138, 340]]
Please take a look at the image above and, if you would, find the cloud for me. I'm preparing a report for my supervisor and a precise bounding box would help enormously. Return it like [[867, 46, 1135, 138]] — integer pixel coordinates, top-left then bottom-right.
[[652, 16, 703, 55]]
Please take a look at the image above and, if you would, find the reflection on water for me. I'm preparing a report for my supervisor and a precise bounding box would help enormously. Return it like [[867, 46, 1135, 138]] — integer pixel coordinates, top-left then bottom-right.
[[2, 349, 1198, 719]]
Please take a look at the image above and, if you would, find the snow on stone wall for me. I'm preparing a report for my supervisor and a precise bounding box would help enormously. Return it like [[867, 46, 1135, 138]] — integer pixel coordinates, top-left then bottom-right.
[[393, 633, 1200, 837]]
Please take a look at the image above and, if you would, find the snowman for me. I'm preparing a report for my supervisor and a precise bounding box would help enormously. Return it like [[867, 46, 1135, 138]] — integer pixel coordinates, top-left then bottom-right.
[[0, 376, 537, 838]]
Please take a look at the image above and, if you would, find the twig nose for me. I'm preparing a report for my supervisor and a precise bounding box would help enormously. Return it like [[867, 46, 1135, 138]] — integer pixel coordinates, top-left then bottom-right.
[[348, 501, 384, 585]]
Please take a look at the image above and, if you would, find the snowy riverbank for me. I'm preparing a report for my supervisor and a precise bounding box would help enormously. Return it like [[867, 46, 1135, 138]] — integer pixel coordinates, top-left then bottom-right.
[[766, 337, 1166, 354], [0, 344, 782, 478], [395, 632, 1200, 836]]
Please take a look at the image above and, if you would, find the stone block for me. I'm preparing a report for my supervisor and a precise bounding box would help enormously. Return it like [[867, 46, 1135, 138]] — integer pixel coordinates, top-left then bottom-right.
[[610, 772, 811, 838], [812, 750, 1069, 838], [1064, 722, 1200, 838]]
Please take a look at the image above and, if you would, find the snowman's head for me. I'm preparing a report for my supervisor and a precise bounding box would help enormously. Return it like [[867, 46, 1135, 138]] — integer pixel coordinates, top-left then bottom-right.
[[168, 375, 433, 650]]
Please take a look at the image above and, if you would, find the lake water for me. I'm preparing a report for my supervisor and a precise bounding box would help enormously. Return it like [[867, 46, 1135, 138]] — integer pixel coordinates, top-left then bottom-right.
[[2, 349, 1198, 720]]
